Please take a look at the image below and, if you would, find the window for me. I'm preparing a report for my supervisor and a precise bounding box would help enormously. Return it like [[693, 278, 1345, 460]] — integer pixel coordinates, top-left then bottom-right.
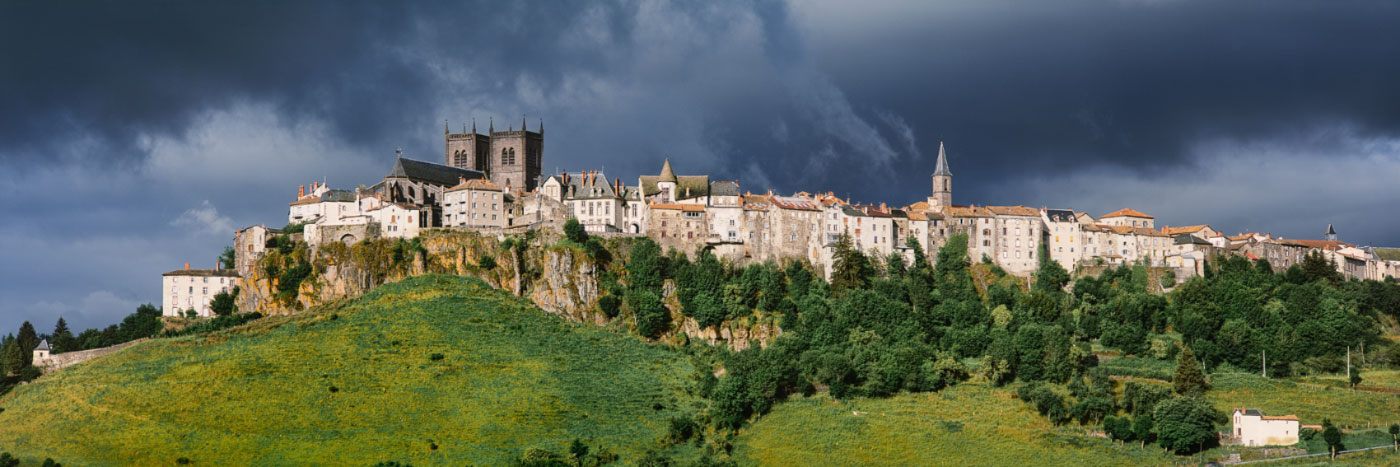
[[983, 240, 990, 247]]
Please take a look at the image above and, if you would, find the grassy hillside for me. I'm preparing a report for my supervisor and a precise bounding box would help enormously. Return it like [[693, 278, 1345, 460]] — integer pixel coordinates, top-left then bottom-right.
[[0, 275, 702, 466], [732, 384, 1188, 467], [1204, 372, 1400, 428]]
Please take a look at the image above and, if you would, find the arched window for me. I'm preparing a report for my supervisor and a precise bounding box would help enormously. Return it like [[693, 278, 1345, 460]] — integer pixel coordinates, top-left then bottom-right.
[[508, 148, 516, 165], [501, 148, 508, 165]]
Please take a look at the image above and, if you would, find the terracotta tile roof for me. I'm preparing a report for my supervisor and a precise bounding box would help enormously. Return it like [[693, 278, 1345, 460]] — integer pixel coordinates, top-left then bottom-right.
[[1278, 239, 1350, 250], [446, 178, 502, 192], [289, 197, 321, 206], [770, 195, 821, 211], [986, 205, 1039, 217], [1095, 224, 1167, 236], [906, 201, 930, 212], [1101, 208, 1154, 219], [649, 203, 706, 212], [906, 211, 928, 221], [1163, 224, 1210, 235], [945, 206, 993, 218]]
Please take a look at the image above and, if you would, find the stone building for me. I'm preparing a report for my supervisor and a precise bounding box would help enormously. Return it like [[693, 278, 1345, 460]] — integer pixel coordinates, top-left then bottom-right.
[[443, 177, 508, 229], [234, 224, 282, 276], [985, 206, 1041, 274], [640, 159, 710, 205], [945, 206, 996, 262], [928, 142, 953, 212], [1041, 209, 1082, 272], [648, 203, 709, 254], [1099, 208, 1155, 229], [707, 180, 743, 242], [374, 153, 486, 227], [162, 262, 240, 317], [445, 118, 544, 192], [33, 338, 50, 363]]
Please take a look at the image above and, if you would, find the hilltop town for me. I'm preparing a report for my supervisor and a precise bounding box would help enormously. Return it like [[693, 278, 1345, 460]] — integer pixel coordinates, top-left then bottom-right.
[[161, 120, 1400, 317]]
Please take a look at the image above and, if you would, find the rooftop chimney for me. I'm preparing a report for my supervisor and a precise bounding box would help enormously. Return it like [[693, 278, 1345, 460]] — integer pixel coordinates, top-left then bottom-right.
[[184, 262, 190, 270], [299, 185, 305, 198]]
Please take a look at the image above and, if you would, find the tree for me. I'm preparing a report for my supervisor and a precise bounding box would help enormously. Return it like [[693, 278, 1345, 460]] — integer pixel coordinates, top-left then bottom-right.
[[210, 288, 238, 317], [1172, 345, 1208, 397], [1322, 421, 1343, 460], [1132, 415, 1155, 449], [563, 218, 587, 244], [627, 238, 665, 294], [629, 290, 669, 339], [1, 336, 22, 376], [1349, 371, 1362, 390], [829, 232, 870, 295], [1153, 396, 1219, 455], [51, 317, 76, 354], [219, 245, 236, 270], [1034, 245, 1070, 293], [17, 321, 38, 365], [568, 438, 589, 464]]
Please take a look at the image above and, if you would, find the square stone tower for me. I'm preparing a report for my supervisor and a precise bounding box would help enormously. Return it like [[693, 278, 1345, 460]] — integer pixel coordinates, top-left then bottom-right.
[[489, 118, 544, 192], [446, 120, 491, 173]]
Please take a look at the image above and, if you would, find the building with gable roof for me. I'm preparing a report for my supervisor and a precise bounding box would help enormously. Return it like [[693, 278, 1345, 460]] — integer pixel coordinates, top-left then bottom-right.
[[162, 262, 240, 317], [33, 338, 51, 364], [1231, 407, 1301, 447], [1100, 208, 1155, 229], [443, 177, 509, 229]]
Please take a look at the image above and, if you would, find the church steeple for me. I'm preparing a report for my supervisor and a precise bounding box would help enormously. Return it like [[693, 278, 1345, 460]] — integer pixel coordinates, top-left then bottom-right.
[[489, 117, 494, 133], [1326, 223, 1338, 242], [929, 141, 953, 212], [934, 141, 952, 176], [472, 118, 477, 134]]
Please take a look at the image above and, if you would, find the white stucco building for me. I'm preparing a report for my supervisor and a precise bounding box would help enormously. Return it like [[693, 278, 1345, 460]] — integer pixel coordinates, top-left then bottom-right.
[[1231, 407, 1300, 447], [162, 262, 240, 317]]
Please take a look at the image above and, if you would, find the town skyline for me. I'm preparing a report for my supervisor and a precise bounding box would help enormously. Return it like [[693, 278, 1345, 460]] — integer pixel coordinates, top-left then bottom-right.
[[4, 0, 1400, 330]]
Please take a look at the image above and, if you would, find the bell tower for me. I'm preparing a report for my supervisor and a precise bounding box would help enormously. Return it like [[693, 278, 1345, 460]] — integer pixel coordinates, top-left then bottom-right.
[[929, 141, 952, 212]]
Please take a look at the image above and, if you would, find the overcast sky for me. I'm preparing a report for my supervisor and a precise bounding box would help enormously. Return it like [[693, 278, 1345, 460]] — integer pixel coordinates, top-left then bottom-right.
[[3, 0, 1399, 331]]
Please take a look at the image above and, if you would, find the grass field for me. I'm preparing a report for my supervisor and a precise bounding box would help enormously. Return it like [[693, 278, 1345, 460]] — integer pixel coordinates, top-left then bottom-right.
[[1297, 369, 1400, 392], [1204, 372, 1400, 429], [0, 274, 702, 466], [732, 383, 1192, 467]]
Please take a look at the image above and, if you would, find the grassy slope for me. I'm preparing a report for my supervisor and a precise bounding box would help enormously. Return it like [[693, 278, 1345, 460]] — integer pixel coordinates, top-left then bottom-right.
[[733, 384, 1187, 467], [1205, 372, 1400, 428], [0, 275, 699, 466]]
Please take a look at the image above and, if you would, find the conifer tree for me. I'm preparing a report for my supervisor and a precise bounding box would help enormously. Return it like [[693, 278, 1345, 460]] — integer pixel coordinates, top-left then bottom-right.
[[1173, 345, 1208, 397], [1, 336, 23, 376], [16, 321, 37, 366], [830, 232, 870, 295], [51, 318, 75, 354]]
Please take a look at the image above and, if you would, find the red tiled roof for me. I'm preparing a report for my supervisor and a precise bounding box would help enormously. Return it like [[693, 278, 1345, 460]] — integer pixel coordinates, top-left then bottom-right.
[[770, 195, 821, 211], [649, 203, 706, 212], [289, 197, 321, 206], [1163, 225, 1210, 235], [945, 206, 993, 218], [986, 205, 1039, 217], [1101, 208, 1153, 219], [447, 178, 502, 192]]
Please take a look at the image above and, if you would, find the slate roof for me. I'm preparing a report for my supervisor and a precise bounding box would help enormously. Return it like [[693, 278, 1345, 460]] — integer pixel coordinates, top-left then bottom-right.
[[561, 171, 619, 200], [1375, 248, 1400, 261], [386, 157, 486, 187], [1045, 209, 1076, 223], [710, 180, 740, 197], [163, 268, 241, 277], [1102, 208, 1154, 219], [35, 338, 49, 351], [1174, 234, 1213, 245], [639, 175, 710, 200], [933, 141, 952, 176]]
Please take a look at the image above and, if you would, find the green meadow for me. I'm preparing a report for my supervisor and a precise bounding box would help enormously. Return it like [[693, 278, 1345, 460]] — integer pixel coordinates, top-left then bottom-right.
[[0, 275, 701, 465], [732, 383, 1189, 467]]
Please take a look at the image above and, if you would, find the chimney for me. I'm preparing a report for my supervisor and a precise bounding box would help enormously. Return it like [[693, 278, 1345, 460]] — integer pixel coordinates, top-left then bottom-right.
[[460, 176, 466, 184], [216, 262, 222, 271], [184, 262, 190, 270], [299, 185, 305, 198]]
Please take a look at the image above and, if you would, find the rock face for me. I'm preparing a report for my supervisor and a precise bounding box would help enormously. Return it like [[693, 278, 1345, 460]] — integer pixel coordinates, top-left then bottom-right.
[[243, 229, 780, 349]]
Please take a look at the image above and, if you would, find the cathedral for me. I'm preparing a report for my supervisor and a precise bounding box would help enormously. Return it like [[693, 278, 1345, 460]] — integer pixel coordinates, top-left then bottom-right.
[[445, 118, 544, 192]]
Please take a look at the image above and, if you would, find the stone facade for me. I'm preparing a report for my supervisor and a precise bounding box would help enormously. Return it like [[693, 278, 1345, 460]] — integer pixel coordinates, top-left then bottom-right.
[[443, 178, 508, 229], [162, 263, 240, 317]]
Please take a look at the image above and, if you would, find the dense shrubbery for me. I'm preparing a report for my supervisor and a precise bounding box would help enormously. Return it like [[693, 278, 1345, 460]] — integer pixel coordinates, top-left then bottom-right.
[[161, 312, 264, 338]]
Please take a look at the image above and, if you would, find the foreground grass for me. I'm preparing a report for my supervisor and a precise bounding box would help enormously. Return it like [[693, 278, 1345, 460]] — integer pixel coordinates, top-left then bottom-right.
[[0, 275, 700, 465], [732, 383, 1188, 467]]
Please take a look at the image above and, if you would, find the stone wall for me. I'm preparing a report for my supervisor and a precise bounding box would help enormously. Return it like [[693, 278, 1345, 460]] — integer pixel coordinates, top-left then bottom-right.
[[36, 339, 148, 373]]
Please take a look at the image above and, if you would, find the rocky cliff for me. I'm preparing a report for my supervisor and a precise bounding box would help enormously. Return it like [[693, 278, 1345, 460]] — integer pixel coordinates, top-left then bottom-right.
[[239, 229, 780, 350]]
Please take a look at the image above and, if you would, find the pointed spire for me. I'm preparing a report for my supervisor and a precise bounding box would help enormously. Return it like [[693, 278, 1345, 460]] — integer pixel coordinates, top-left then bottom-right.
[[489, 117, 494, 133], [539, 118, 544, 135], [472, 118, 477, 134], [522, 115, 527, 133], [934, 141, 952, 176], [659, 157, 677, 183]]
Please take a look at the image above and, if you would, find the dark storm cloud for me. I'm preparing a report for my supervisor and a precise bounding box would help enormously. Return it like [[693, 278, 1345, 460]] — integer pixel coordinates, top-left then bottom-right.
[[3, 0, 1400, 330]]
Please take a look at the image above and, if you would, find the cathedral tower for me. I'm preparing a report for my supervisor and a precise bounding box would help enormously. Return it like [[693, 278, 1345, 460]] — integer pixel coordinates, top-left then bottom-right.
[[489, 118, 544, 192], [929, 141, 953, 211], [446, 119, 491, 173]]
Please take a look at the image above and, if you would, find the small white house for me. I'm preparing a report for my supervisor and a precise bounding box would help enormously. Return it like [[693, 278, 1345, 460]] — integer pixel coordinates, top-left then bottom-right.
[[1232, 407, 1300, 447], [33, 338, 51, 362]]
